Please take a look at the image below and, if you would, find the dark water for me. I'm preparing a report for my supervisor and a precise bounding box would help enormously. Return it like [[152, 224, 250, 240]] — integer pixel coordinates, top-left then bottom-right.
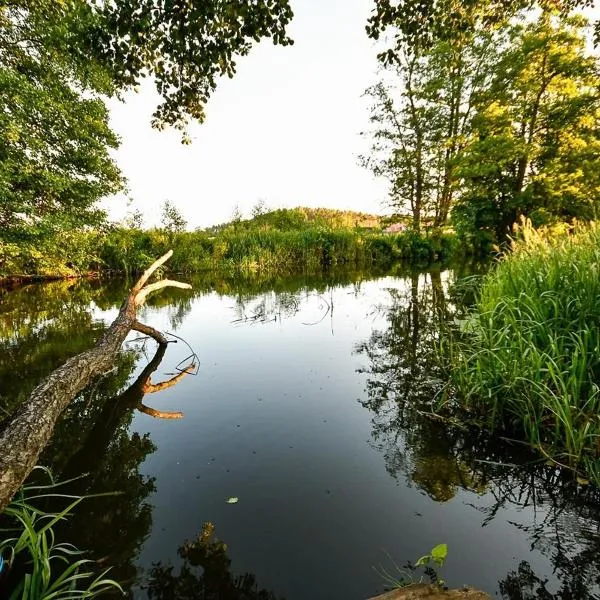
[[1, 265, 599, 600]]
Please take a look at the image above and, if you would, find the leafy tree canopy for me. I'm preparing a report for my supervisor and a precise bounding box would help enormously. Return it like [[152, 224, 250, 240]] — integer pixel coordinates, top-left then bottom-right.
[[3, 0, 294, 130], [0, 0, 294, 238], [452, 13, 600, 243], [366, 0, 598, 59], [0, 2, 122, 235]]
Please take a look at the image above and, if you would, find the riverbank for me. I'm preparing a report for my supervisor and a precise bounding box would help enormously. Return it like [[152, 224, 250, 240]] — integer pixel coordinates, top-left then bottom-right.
[[0, 225, 458, 285]]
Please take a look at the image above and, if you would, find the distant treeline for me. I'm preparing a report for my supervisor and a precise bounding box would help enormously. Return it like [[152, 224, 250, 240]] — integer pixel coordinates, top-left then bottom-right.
[[0, 208, 457, 280]]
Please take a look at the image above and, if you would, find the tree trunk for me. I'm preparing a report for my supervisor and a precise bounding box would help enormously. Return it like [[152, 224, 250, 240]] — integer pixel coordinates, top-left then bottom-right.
[[0, 251, 191, 514], [435, 60, 462, 229]]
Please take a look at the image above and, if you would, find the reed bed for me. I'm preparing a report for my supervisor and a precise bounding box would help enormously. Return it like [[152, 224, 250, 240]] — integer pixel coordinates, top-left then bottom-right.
[[1, 226, 456, 279], [447, 220, 600, 484]]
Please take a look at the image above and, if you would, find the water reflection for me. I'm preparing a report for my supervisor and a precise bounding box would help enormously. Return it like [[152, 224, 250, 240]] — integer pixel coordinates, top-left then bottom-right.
[[1, 266, 600, 599], [46, 339, 195, 588], [2, 330, 195, 589], [146, 523, 285, 600], [356, 267, 600, 598]]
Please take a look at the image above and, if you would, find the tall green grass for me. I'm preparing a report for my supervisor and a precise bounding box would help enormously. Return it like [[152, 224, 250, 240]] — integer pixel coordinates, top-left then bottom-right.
[[105, 227, 456, 274], [1, 226, 457, 279], [0, 467, 123, 599], [446, 219, 600, 484]]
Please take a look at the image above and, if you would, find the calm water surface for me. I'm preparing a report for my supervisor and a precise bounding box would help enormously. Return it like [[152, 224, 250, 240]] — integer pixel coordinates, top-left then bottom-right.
[[1, 266, 599, 599]]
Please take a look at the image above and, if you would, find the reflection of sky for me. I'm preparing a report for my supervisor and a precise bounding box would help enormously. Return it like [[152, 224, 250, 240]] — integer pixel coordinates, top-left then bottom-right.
[[97, 275, 600, 600]]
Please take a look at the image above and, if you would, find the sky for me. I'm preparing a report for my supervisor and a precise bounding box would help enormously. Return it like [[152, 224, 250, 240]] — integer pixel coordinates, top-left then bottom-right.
[[104, 0, 388, 230]]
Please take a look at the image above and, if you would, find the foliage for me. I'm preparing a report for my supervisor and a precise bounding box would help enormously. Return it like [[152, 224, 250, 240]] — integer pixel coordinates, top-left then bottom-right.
[[361, 29, 499, 232], [415, 544, 448, 587], [86, 0, 294, 133], [376, 544, 448, 591], [364, 2, 600, 244], [107, 227, 456, 274], [1, 0, 294, 133], [204, 207, 382, 235], [0, 0, 294, 248], [0, 7, 123, 237], [0, 209, 458, 279], [0, 467, 123, 599], [445, 219, 600, 485], [452, 14, 600, 245], [366, 0, 599, 56]]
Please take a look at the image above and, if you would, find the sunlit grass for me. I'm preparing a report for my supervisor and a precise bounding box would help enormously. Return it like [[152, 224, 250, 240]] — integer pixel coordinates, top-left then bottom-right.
[[1, 225, 455, 278], [446, 219, 600, 484]]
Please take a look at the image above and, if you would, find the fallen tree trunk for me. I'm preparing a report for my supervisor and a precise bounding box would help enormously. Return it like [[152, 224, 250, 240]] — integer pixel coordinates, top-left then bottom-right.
[[0, 251, 191, 514], [59, 338, 195, 490]]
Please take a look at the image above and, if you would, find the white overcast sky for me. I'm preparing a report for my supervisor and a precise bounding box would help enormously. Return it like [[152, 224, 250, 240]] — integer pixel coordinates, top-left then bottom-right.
[[104, 0, 388, 230]]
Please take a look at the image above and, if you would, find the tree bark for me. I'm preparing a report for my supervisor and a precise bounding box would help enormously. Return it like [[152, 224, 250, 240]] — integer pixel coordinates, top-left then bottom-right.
[[0, 251, 191, 514]]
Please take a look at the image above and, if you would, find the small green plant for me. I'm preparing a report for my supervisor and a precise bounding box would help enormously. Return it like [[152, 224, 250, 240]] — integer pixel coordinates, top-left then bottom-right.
[[415, 543, 448, 587], [375, 544, 448, 591], [0, 466, 124, 599]]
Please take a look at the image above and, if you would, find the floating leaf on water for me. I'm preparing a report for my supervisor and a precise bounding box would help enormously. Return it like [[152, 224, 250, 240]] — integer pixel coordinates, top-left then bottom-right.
[[226, 497, 239, 504]]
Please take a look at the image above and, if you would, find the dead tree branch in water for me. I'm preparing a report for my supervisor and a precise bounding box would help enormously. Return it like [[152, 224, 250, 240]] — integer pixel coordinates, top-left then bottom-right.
[[59, 340, 195, 488], [0, 251, 191, 514]]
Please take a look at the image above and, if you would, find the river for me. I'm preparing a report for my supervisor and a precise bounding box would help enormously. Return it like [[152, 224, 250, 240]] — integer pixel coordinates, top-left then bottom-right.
[[1, 265, 599, 599]]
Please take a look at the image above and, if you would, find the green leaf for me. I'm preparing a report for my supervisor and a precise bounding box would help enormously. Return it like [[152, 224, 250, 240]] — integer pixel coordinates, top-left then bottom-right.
[[431, 543, 448, 562]]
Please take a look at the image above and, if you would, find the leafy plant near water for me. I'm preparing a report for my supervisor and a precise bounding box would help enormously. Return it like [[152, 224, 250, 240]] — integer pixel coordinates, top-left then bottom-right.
[[415, 543, 448, 587], [445, 219, 600, 485], [376, 544, 449, 590], [0, 467, 123, 599]]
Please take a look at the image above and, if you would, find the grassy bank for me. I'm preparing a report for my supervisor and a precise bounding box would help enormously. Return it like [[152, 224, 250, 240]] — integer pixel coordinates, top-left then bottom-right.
[[445, 219, 600, 484], [0, 209, 457, 280]]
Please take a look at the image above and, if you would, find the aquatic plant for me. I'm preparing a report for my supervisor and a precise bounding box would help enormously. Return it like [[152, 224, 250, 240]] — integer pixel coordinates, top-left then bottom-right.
[[446, 219, 600, 484]]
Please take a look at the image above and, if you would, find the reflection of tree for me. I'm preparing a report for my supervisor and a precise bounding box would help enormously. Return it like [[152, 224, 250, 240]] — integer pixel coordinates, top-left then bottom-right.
[[355, 268, 482, 502], [478, 465, 600, 600], [142, 292, 195, 331], [232, 291, 301, 325], [37, 340, 194, 589], [356, 267, 600, 598], [0, 280, 113, 419], [499, 558, 600, 600], [146, 522, 285, 600]]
